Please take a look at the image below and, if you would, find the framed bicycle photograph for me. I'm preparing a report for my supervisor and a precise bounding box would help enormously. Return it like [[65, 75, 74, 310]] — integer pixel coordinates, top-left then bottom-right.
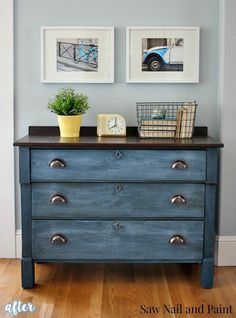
[[126, 26, 200, 83], [41, 26, 114, 83]]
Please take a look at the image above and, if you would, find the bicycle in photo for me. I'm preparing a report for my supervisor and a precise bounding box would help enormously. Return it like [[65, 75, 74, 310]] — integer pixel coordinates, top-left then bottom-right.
[[75, 44, 98, 68]]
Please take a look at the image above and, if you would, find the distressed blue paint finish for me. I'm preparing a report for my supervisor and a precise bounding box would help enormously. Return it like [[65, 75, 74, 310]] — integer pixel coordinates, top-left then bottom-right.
[[201, 258, 214, 288], [21, 258, 34, 289], [21, 184, 32, 257], [32, 220, 204, 260], [19, 148, 35, 288], [19, 147, 30, 184], [206, 148, 219, 183], [32, 183, 205, 218], [19, 148, 32, 256], [16, 141, 222, 289], [200, 149, 219, 288], [31, 149, 206, 182], [204, 185, 217, 257]]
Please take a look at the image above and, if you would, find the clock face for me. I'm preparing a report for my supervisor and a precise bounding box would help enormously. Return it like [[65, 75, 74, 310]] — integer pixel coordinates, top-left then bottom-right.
[[107, 116, 125, 134], [96, 113, 126, 137]]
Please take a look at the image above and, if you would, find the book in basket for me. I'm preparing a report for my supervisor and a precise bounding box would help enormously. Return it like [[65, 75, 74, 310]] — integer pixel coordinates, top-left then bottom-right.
[[139, 129, 176, 138], [178, 102, 197, 138]]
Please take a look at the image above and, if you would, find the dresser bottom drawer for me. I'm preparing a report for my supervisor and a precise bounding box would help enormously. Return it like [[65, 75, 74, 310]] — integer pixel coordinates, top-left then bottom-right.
[[32, 220, 203, 261]]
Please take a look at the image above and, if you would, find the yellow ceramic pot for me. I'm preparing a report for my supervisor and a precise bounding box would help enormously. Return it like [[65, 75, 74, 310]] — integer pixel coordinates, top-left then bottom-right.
[[57, 115, 82, 137]]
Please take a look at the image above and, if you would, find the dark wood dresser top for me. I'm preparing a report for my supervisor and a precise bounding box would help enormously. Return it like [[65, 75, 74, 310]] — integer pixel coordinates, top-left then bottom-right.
[[14, 126, 223, 149]]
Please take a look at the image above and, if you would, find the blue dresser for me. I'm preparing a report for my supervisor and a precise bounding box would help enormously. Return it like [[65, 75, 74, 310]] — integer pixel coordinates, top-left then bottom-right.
[[14, 127, 223, 289]]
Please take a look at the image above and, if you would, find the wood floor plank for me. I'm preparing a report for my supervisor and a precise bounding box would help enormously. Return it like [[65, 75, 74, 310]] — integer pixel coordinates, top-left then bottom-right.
[[0, 260, 235, 318]]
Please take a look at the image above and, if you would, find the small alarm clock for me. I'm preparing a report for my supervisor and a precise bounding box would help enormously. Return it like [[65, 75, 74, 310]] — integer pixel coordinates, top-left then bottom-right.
[[97, 114, 126, 137]]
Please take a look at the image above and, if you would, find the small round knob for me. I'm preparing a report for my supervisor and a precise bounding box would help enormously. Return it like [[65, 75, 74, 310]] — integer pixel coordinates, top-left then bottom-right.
[[50, 194, 67, 204], [171, 160, 187, 169], [50, 234, 67, 245], [49, 159, 65, 168], [170, 195, 186, 205], [169, 235, 185, 245]]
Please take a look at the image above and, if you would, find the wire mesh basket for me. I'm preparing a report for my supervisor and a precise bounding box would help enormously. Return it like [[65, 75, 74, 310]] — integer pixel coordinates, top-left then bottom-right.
[[136, 101, 197, 139]]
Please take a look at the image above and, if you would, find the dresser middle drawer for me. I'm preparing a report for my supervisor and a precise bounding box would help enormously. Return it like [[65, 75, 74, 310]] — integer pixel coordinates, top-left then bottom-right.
[[32, 183, 205, 218]]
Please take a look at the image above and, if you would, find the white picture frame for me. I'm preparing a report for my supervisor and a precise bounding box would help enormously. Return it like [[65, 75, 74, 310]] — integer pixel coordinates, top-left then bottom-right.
[[126, 26, 200, 83], [41, 26, 114, 83]]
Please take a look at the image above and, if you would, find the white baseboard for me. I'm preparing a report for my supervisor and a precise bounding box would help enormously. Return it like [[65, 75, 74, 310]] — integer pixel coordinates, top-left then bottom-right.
[[215, 235, 236, 266], [16, 230, 21, 259], [15, 231, 236, 266]]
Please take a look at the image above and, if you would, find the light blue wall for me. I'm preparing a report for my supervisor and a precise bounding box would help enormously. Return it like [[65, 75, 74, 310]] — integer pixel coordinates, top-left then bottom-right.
[[218, 0, 236, 235], [14, 0, 219, 138], [14, 0, 220, 228]]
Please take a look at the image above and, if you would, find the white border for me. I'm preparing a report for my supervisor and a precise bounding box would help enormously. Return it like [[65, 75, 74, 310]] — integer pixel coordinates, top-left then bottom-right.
[[126, 26, 200, 83], [215, 236, 236, 266], [41, 26, 114, 83], [16, 230, 22, 258], [0, 0, 15, 257]]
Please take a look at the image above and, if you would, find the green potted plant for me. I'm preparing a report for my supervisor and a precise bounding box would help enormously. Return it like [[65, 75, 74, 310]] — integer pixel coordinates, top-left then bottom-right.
[[48, 87, 89, 137]]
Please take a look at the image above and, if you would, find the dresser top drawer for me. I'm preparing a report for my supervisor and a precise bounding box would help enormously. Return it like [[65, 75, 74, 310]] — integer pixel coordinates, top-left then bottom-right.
[[31, 149, 206, 182]]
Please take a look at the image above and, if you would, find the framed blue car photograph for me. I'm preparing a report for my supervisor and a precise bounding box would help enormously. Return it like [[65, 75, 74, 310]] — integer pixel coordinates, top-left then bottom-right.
[[126, 26, 200, 83], [142, 38, 184, 72]]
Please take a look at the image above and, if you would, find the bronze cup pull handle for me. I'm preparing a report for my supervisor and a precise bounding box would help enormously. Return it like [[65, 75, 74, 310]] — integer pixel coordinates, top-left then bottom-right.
[[171, 160, 187, 169], [50, 234, 67, 245], [169, 235, 185, 245], [50, 194, 67, 204], [49, 159, 65, 168], [170, 195, 186, 205]]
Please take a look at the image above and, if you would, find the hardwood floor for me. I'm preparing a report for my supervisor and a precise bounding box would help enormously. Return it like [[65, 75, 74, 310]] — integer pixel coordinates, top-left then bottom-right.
[[0, 259, 235, 318]]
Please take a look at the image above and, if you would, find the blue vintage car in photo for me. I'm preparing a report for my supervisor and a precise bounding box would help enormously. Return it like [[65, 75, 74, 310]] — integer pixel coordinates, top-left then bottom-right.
[[143, 39, 184, 71]]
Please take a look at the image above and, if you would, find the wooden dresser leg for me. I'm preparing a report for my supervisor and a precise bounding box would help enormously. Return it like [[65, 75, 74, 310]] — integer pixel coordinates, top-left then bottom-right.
[[22, 258, 35, 289], [201, 258, 214, 288]]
